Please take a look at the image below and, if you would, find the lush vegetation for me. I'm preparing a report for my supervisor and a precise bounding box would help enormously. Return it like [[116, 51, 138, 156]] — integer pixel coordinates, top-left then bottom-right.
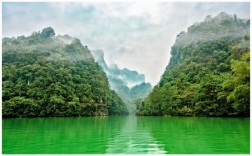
[[91, 50, 152, 114], [115, 82, 152, 114], [2, 27, 128, 117], [136, 13, 250, 117]]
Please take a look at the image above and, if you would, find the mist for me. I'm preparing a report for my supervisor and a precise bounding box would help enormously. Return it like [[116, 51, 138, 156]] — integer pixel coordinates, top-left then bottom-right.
[[2, 2, 250, 85]]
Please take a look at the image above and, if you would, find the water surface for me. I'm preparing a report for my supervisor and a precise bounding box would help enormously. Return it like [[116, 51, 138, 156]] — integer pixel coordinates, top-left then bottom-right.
[[2, 116, 249, 154]]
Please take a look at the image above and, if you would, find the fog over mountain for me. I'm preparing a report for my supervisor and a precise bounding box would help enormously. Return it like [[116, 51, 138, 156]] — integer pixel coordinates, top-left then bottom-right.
[[3, 2, 249, 86], [91, 50, 152, 113], [137, 12, 250, 117], [91, 50, 146, 88], [2, 27, 129, 117], [175, 12, 250, 47]]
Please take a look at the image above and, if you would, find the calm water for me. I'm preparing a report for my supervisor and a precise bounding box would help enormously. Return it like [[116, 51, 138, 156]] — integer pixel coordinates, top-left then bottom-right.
[[2, 116, 250, 154]]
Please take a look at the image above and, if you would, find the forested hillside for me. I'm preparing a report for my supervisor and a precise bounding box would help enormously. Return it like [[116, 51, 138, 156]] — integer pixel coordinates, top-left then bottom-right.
[[2, 27, 128, 117], [91, 50, 152, 113], [136, 12, 250, 117]]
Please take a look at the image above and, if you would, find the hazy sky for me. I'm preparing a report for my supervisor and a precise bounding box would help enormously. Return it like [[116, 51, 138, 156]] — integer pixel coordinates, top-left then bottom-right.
[[2, 2, 250, 85]]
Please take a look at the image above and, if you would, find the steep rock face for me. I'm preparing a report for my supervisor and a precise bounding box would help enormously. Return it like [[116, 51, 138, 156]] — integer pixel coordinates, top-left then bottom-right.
[[137, 13, 250, 117], [91, 50, 146, 87], [2, 27, 128, 117], [91, 50, 152, 113]]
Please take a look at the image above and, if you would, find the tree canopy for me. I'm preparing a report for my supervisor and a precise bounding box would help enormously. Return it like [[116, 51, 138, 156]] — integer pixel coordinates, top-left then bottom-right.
[[2, 27, 128, 117], [136, 13, 250, 117]]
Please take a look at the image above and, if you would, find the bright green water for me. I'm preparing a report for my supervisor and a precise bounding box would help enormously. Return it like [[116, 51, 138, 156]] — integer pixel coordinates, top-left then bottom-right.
[[2, 116, 250, 154]]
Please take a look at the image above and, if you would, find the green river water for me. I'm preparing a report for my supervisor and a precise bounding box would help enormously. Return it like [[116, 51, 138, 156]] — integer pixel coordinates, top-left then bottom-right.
[[2, 116, 249, 154]]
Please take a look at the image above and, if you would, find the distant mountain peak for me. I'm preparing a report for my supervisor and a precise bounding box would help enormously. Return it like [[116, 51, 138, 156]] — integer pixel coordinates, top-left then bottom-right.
[[91, 49, 147, 86], [91, 49, 152, 113]]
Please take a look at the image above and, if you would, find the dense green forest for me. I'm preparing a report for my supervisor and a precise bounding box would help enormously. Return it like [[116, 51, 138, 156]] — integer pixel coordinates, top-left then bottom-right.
[[136, 13, 250, 117], [91, 50, 152, 114], [2, 27, 128, 117]]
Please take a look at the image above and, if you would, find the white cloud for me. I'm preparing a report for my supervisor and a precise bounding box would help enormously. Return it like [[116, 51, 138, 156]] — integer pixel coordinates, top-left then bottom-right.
[[2, 2, 250, 85]]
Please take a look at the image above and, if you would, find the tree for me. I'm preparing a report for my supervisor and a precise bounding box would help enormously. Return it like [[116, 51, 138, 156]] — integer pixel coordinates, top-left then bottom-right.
[[226, 52, 250, 116], [41, 27, 55, 38], [3, 97, 39, 117]]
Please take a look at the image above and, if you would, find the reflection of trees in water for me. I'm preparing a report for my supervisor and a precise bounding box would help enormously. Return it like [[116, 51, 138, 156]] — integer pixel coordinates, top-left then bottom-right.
[[140, 117, 249, 154], [3, 117, 127, 154], [3, 117, 249, 154], [106, 116, 166, 154]]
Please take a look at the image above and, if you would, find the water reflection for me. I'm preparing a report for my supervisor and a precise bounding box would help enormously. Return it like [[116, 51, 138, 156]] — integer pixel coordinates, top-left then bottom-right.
[[3, 117, 127, 154], [106, 116, 166, 154], [3, 116, 250, 154], [136, 117, 250, 154]]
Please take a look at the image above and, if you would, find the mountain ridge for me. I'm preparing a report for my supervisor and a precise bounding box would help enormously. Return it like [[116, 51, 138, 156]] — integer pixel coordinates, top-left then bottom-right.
[[2, 27, 129, 117], [91, 49, 152, 114], [136, 12, 250, 117]]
